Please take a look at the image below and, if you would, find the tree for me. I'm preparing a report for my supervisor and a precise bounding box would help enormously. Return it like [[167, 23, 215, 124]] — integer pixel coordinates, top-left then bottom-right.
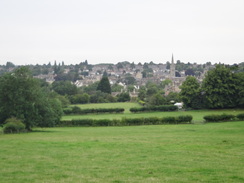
[[117, 92, 131, 102], [138, 87, 146, 100], [52, 81, 78, 95], [166, 92, 180, 104], [234, 72, 244, 107], [161, 79, 172, 89], [202, 65, 238, 108], [0, 67, 62, 130], [97, 75, 111, 94], [180, 76, 203, 109], [148, 93, 166, 106]]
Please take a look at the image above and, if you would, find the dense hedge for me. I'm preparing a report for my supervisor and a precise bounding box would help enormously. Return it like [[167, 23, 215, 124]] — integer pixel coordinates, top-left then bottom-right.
[[63, 106, 125, 115], [236, 113, 244, 120], [130, 105, 178, 113], [58, 115, 193, 127], [203, 113, 236, 122]]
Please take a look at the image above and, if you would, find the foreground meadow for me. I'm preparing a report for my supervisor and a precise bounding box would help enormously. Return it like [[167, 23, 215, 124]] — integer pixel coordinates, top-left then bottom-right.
[[0, 122, 244, 182]]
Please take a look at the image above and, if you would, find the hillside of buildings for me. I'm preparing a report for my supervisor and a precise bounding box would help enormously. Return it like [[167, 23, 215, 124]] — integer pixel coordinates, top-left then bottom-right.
[[0, 59, 243, 100]]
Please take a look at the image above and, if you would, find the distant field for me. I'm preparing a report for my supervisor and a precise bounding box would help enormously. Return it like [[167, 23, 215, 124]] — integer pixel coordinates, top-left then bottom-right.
[[63, 103, 244, 122], [1, 122, 244, 182]]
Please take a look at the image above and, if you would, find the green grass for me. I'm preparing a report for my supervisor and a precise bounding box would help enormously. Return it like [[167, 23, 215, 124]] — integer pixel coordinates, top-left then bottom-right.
[[63, 103, 244, 122], [0, 122, 244, 182]]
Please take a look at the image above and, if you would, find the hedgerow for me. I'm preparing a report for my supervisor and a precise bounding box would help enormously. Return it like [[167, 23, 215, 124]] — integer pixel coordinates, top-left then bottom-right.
[[63, 107, 125, 115], [59, 115, 193, 127], [130, 105, 178, 113]]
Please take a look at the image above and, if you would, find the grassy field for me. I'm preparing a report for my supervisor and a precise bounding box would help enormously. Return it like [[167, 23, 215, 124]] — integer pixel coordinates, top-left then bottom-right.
[[63, 103, 244, 122], [0, 122, 244, 182]]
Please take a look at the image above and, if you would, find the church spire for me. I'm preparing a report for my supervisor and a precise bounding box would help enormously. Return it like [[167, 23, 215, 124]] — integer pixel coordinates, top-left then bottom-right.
[[170, 54, 175, 78]]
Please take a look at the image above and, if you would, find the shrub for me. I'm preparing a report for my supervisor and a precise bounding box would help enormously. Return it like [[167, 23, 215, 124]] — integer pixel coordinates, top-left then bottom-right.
[[72, 119, 93, 126], [63, 108, 73, 115], [124, 118, 143, 125], [144, 117, 160, 125], [130, 105, 178, 113], [176, 115, 193, 123], [161, 117, 176, 124], [204, 113, 235, 122], [3, 118, 26, 133], [93, 119, 112, 126], [72, 106, 82, 114], [236, 113, 244, 120]]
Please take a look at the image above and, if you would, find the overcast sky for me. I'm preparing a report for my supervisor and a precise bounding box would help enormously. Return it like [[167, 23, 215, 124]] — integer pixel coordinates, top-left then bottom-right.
[[0, 0, 243, 65]]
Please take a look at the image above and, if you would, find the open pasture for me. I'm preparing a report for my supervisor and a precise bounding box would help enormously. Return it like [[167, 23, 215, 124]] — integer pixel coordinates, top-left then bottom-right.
[[1, 122, 244, 182]]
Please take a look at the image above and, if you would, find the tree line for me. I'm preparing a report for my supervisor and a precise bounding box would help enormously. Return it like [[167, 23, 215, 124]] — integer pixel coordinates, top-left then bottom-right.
[[180, 64, 244, 109]]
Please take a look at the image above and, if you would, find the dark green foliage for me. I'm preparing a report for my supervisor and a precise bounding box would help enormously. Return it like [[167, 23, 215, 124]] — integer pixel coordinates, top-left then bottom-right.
[[70, 93, 90, 104], [180, 76, 203, 109], [143, 117, 160, 125], [93, 119, 111, 126], [130, 105, 178, 113], [72, 119, 94, 126], [52, 80, 78, 95], [0, 67, 63, 130], [148, 93, 166, 106], [63, 107, 125, 115], [161, 117, 176, 124], [236, 113, 244, 120], [117, 92, 131, 102], [202, 65, 238, 109], [3, 118, 26, 133], [97, 76, 111, 94], [176, 115, 193, 123], [203, 113, 235, 122], [59, 115, 193, 127]]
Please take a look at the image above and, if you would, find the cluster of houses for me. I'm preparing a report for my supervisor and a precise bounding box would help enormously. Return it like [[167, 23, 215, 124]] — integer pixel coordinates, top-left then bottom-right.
[[1, 56, 213, 97]]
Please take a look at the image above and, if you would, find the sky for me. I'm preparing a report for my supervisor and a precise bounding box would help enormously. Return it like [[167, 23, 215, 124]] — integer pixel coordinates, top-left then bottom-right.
[[0, 0, 244, 65]]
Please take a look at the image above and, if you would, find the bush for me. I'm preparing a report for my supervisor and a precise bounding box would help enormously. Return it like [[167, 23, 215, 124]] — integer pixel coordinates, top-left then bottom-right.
[[161, 117, 176, 124], [204, 113, 235, 122], [144, 117, 160, 125], [176, 115, 193, 123], [3, 118, 26, 133], [130, 105, 178, 113], [67, 107, 125, 115], [93, 119, 112, 126], [72, 119, 93, 126], [236, 113, 244, 120]]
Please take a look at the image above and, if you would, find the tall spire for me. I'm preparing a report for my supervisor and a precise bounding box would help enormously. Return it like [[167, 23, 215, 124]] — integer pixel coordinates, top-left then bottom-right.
[[170, 54, 175, 78]]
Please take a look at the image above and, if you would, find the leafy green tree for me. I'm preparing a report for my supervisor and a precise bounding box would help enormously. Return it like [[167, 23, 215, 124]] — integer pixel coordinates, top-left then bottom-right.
[[235, 72, 244, 107], [70, 93, 90, 104], [117, 92, 131, 102], [111, 83, 123, 92], [97, 75, 111, 94], [138, 87, 146, 100], [52, 81, 78, 95], [148, 93, 166, 106], [161, 79, 172, 89], [0, 67, 62, 130], [180, 76, 202, 109], [166, 92, 180, 104], [202, 65, 238, 108]]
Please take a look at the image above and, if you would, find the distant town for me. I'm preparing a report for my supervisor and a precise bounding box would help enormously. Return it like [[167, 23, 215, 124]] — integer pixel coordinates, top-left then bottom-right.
[[0, 56, 243, 97]]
